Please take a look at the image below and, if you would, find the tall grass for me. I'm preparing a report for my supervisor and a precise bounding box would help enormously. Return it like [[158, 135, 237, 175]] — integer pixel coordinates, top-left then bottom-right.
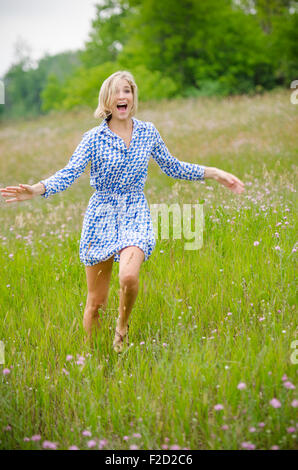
[[0, 90, 297, 450]]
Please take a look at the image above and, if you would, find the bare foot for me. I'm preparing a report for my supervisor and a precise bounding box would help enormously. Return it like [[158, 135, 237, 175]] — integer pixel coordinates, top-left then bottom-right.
[[113, 318, 129, 353], [84, 335, 96, 351]]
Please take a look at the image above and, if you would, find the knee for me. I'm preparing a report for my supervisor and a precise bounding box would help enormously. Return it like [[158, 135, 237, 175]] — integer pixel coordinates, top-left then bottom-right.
[[119, 272, 139, 291], [85, 294, 107, 313]]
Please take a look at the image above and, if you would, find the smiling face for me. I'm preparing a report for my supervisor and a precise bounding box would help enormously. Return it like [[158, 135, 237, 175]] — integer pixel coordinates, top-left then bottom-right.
[[109, 78, 134, 121]]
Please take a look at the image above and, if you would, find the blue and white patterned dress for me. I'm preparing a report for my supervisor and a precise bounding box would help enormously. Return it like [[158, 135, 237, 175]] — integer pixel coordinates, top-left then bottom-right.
[[40, 117, 205, 266]]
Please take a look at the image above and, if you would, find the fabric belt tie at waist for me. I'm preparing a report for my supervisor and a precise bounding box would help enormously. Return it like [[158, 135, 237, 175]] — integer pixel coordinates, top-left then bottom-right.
[[95, 189, 143, 196]]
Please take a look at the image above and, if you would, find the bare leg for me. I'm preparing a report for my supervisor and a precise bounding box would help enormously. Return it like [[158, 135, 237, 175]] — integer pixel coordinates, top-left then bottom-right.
[[83, 255, 114, 346], [113, 246, 145, 351]]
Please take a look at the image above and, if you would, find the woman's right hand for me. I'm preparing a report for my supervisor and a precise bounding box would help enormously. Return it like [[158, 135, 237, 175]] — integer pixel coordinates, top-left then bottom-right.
[[0, 184, 37, 203]]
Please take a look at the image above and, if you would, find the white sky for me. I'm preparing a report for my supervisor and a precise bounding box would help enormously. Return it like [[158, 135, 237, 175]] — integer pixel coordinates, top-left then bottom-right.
[[0, 0, 100, 78]]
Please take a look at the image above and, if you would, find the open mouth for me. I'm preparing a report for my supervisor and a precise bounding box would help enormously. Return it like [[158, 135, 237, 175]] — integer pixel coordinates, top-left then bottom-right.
[[117, 104, 127, 111]]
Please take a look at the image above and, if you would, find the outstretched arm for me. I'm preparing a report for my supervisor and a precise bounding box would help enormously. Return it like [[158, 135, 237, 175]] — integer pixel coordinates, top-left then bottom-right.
[[0, 130, 92, 203], [39, 130, 92, 198], [150, 124, 205, 181], [150, 124, 245, 194]]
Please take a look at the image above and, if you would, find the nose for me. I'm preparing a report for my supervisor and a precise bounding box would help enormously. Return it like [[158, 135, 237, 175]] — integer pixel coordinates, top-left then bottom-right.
[[118, 90, 126, 99]]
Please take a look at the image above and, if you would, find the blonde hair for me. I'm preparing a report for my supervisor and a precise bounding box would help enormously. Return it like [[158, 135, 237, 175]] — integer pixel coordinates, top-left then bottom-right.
[[94, 70, 138, 121]]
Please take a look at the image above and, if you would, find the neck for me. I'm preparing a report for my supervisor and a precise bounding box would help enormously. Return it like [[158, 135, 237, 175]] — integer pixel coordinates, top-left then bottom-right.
[[108, 116, 133, 131]]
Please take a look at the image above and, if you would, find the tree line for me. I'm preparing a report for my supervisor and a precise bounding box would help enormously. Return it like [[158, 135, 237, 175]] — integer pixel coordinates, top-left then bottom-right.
[[1, 0, 297, 121]]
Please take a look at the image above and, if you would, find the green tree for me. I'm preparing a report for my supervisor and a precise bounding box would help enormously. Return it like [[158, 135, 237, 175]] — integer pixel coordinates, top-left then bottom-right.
[[270, 8, 298, 84], [80, 0, 131, 68], [2, 51, 81, 120], [118, 0, 275, 95], [41, 74, 67, 112], [235, 0, 295, 33]]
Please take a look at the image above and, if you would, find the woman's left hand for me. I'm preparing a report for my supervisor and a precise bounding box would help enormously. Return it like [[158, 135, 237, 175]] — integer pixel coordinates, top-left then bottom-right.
[[213, 169, 245, 194]]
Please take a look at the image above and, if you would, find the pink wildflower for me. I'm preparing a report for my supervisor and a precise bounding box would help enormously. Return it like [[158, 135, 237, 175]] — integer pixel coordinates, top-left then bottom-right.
[[87, 440, 97, 448], [287, 427, 295, 433], [283, 381, 295, 390], [98, 439, 108, 449], [241, 442, 255, 450], [270, 398, 281, 408], [237, 382, 247, 390], [214, 404, 224, 411], [42, 441, 57, 450]]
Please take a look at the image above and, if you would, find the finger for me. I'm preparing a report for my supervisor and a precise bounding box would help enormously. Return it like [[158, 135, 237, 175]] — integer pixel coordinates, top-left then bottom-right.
[[229, 183, 244, 194], [235, 185, 244, 194], [2, 186, 20, 190], [1, 192, 17, 197], [1, 186, 25, 191], [1, 189, 23, 196], [6, 198, 18, 203], [232, 176, 245, 186], [1, 188, 21, 193], [227, 172, 243, 184]]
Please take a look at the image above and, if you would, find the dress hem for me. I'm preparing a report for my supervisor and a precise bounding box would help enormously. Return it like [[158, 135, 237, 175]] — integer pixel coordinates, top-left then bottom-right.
[[80, 240, 155, 266]]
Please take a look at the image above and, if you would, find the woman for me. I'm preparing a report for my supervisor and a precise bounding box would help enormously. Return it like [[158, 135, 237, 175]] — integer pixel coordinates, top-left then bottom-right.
[[0, 70, 245, 353]]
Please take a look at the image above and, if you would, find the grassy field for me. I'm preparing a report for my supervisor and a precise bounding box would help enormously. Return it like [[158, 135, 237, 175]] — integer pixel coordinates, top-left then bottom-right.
[[0, 89, 297, 450]]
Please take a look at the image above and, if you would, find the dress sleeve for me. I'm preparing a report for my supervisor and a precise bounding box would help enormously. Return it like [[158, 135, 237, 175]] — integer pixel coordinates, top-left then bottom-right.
[[40, 131, 92, 198], [150, 124, 205, 181]]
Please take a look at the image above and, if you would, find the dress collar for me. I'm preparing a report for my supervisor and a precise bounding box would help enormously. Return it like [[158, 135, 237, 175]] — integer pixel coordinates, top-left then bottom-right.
[[97, 116, 145, 137]]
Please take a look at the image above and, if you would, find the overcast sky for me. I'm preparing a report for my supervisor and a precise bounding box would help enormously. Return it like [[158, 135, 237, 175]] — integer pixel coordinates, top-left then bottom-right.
[[0, 0, 100, 77]]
